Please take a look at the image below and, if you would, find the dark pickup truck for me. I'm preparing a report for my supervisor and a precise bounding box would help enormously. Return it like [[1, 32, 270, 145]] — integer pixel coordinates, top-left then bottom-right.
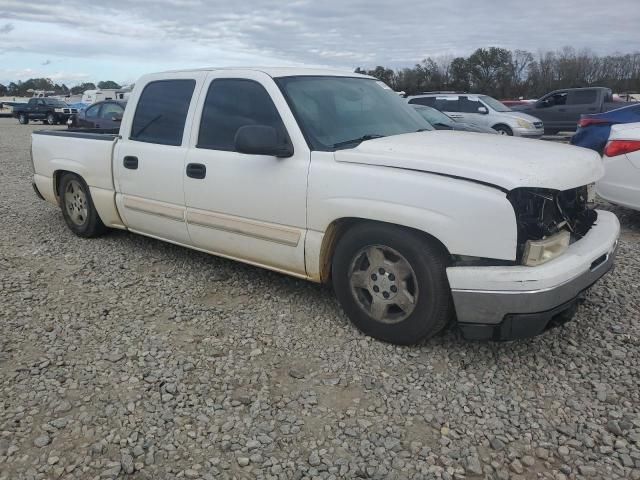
[[512, 87, 633, 134], [13, 98, 79, 125]]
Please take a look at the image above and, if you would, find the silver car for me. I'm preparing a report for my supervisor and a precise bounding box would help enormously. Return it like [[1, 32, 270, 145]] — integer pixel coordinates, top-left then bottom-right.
[[406, 92, 544, 138]]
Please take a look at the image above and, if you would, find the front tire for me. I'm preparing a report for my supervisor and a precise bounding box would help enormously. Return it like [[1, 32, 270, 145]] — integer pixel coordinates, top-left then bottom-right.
[[493, 124, 513, 136], [46, 113, 57, 125], [332, 223, 453, 345], [59, 173, 107, 237], [18, 114, 29, 125]]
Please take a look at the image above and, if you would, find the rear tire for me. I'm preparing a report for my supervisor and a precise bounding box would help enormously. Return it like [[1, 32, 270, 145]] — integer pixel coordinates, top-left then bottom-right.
[[332, 223, 453, 345], [58, 173, 107, 237], [493, 124, 513, 136], [18, 114, 29, 125]]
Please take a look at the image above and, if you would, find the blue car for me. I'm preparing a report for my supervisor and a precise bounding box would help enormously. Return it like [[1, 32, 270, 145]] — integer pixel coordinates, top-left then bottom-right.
[[571, 103, 640, 153]]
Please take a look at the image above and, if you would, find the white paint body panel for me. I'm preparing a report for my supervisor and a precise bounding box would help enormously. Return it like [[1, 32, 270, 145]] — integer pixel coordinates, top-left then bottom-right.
[[335, 130, 604, 191], [597, 122, 640, 211], [30, 67, 619, 299]]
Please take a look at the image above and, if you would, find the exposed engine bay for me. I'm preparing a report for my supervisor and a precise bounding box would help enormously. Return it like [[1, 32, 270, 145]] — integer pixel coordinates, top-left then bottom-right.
[[508, 186, 597, 261]]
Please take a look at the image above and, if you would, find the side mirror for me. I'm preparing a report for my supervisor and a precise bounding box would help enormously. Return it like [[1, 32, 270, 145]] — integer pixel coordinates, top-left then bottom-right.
[[234, 125, 293, 158], [537, 99, 551, 108], [477, 106, 489, 114]]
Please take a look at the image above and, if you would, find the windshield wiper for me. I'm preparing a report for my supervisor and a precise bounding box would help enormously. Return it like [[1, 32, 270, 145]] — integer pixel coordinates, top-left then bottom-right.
[[332, 134, 385, 149]]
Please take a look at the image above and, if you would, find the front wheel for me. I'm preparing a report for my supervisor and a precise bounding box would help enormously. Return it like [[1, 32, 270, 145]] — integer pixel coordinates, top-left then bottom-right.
[[332, 223, 453, 345], [59, 173, 107, 237], [18, 114, 29, 125], [493, 124, 513, 136], [46, 113, 57, 125]]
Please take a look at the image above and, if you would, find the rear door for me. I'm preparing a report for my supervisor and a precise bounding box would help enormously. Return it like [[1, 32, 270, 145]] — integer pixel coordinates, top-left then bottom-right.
[[114, 73, 206, 244], [183, 70, 310, 275], [565, 89, 599, 129]]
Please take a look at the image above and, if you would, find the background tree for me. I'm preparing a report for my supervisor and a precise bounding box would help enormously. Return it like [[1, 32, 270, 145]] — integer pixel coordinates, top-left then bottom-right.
[[0, 83, 7, 96], [70, 82, 97, 95], [97, 80, 122, 89]]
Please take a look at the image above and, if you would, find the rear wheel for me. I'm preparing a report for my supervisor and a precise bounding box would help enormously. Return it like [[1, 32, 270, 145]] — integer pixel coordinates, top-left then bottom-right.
[[59, 173, 107, 237], [332, 223, 453, 345], [493, 124, 513, 136], [18, 114, 29, 125]]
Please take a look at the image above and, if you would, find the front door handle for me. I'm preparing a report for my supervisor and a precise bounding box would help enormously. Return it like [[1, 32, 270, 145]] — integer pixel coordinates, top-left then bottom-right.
[[186, 163, 206, 179], [123, 156, 138, 169]]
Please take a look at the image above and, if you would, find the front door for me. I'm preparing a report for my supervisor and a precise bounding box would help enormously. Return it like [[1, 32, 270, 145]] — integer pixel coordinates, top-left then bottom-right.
[[183, 71, 310, 276], [114, 74, 206, 245]]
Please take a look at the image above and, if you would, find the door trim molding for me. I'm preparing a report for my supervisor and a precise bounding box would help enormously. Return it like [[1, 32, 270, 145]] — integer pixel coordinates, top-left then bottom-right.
[[186, 209, 301, 247], [122, 195, 184, 222]]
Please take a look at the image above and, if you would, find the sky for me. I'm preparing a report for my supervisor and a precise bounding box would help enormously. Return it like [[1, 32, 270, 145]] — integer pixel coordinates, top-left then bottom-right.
[[0, 0, 639, 86]]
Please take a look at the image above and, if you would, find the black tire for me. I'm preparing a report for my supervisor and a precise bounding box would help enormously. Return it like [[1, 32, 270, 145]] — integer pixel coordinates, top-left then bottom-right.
[[493, 124, 513, 136], [58, 173, 107, 237], [46, 113, 56, 125], [18, 114, 29, 125], [332, 223, 453, 345]]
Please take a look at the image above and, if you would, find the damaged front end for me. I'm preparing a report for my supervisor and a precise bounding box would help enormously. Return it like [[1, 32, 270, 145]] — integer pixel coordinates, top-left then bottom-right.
[[508, 186, 597, 266]]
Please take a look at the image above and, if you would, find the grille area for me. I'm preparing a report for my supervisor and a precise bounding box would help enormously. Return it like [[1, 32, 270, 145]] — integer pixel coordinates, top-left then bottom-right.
[[508, 186, 597, 262]]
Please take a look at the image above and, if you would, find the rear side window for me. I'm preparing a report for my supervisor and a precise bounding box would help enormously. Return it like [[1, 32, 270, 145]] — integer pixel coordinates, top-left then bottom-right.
[[568, 90, 597, 105], [130, 79, 195, 146], [197, 78, 286, 151], [434, 97, 461, 112], [409, 97, 436, 107]]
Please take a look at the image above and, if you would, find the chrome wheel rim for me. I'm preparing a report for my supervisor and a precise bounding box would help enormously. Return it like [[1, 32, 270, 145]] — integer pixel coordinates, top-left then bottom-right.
[[348, 245, 419, 324], [64, 180, 88, 226]]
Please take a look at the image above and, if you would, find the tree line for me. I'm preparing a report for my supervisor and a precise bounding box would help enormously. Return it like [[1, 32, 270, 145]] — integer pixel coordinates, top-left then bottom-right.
[[355, 47, 640, 98], [0, 79, 122, 97]]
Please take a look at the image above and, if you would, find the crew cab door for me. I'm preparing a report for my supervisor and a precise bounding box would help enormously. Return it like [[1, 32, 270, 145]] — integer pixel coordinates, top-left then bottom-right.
[[114, 73, 207, 244], [183, 70, 310, 276], [532, 90, 570, 130], [564, 89, 599, 128]]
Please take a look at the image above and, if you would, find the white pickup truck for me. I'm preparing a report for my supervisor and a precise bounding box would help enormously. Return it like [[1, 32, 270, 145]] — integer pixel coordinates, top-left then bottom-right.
[[31, 68, 620, 344]]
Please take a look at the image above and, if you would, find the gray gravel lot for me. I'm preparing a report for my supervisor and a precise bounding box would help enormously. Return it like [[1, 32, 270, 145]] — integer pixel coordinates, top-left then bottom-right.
[[0, 117, 639, 480]]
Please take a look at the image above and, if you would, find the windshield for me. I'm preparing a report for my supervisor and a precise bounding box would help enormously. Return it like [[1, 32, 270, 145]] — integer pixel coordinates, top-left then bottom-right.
[[479, 95, 511, 112], [412, 105, 455, 127], [44, 99, 68, 107], [276, 76, 432, 150]]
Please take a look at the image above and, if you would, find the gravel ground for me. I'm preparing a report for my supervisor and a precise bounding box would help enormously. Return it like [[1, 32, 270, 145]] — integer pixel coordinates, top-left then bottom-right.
[[1, 117, 639, 480]]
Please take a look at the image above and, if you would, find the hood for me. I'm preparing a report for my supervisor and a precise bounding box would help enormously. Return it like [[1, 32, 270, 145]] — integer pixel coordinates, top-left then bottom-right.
[[504, 110, 543, 123], [334, 131, 603, 191]]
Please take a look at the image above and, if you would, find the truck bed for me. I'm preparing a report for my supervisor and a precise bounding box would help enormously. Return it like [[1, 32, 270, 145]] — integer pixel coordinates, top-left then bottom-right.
[[32, 129, 120, 201]]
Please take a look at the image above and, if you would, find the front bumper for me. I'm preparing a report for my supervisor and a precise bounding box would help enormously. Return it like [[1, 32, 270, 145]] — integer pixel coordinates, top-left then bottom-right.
[[514, 127, 544, 138], [447, 210, 620, 340]]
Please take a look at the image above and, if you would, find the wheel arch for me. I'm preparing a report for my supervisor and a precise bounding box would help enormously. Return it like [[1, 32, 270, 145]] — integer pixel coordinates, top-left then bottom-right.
[[491, 122, 513, 133], [314, 217, 452, 283]]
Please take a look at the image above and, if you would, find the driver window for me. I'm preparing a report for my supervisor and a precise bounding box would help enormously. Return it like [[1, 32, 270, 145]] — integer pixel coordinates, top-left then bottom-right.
[[542, 92, 567, 107], [85, 105, 100, 119], [197, 78, 287, 152], [458, 96, 482, 113], [100, 103, 123, 119]]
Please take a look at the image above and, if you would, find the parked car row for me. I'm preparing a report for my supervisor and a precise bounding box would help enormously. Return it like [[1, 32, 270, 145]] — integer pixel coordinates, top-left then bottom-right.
[[30, 67, 620, 345]]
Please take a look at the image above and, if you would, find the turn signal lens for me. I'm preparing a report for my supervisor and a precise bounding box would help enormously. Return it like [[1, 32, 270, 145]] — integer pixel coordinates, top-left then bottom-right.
[[604, 140, 640, 157], [523, 230, 570, 266]]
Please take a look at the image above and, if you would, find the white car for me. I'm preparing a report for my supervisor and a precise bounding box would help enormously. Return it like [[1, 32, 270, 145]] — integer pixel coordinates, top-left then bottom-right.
[[597, 122, 640, 210], [30, 68, 619, 344], [406, 92, 544, 137]]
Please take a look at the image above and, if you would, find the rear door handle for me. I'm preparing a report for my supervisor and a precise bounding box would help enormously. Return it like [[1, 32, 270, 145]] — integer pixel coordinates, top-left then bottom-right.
[[123, 156, 138, 169], [186, 163, 206, 179]]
